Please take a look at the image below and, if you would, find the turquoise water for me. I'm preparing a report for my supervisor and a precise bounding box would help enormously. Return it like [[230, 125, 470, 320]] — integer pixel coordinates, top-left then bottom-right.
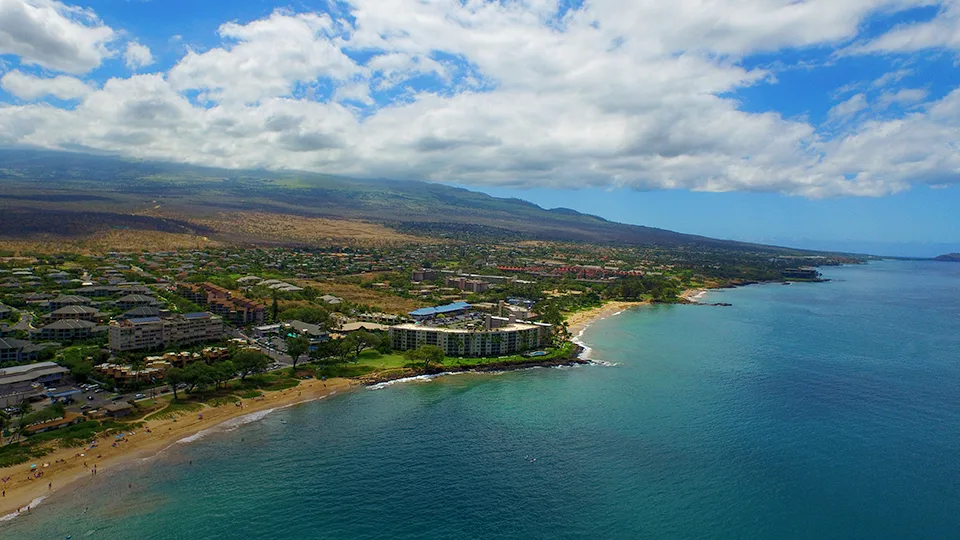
[[4, 260, 960, 539]]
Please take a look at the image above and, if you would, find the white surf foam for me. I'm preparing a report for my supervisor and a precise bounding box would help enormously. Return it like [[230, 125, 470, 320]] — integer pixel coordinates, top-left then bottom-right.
[[368, 371, 470, 390], [0, 495, 46, 522]]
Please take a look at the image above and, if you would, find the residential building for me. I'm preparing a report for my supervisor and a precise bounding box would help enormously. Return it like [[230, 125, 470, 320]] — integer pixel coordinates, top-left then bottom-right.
[[177, 283, 265, 325], [116, 294, 161, 310], [108, 312, 224, 352], [411, 268, 440, 283], [0, 337, 42, 364], [445, 277, 490, 293], [45, 305, 103, 322], [32, 319, 102, 342], [389, 317, 552, 357], [47, 295, 92, 310]]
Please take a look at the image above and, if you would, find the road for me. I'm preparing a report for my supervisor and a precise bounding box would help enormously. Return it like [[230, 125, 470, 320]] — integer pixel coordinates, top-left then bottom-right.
[[10, 309, 33, 331], [232, 329, 293, 366]]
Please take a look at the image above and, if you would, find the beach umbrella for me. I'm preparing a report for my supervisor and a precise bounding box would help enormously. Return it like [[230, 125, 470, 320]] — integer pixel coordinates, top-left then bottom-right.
[[30, 464, 37, 469]]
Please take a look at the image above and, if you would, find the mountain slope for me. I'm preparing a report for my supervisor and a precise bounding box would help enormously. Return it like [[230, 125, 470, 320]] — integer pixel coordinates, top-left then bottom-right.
[[0, 148, 792, 251]]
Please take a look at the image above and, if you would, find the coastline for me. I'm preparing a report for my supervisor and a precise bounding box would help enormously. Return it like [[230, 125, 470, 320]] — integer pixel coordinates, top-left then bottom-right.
[[0, 377, 357, 520], [565, 300, 649, 337], [0, 290, 711, 521]]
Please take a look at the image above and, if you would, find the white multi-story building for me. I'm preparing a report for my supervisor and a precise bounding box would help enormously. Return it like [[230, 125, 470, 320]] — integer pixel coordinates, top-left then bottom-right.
[[389, 316, 552, 357], [109, 312, 223, 352]]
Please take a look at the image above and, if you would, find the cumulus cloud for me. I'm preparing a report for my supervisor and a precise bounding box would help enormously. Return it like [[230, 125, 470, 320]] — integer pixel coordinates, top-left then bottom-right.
[[0, 0, 958, 198], [0, 69, 92, 99], [0, 0, 115, 73], [123, 41, 153, 70]]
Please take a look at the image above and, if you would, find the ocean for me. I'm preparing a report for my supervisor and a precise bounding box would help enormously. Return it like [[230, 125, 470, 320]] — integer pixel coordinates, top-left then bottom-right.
[[3, 260, 959, 539]]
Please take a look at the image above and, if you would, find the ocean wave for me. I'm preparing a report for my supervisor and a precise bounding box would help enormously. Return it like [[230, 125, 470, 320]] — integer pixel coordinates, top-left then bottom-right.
[[368, 372, 470, 390], [0, 495, 46, 522]]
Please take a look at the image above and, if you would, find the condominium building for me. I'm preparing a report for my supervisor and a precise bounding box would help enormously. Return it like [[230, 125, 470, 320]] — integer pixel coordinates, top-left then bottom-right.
[[109, 312, 224, 352], [389, 316, 552, 357], [177, 283, 265, 325]]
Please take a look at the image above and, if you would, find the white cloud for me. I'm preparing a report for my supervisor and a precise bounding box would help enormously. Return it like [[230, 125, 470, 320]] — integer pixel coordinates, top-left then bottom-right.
[[852, 1, 960, 53], [878, 88, 929, 107], [0, 69, 92, 99], [0, 0, 958, 198], [828, 93, 870, 121], [167, 11, 360, 103], [124, 41, 153, 70], [0, 0, 115, 73]]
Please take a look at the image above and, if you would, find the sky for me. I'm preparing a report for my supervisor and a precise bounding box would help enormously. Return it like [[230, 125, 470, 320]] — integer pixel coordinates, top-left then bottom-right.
[[0, 0, 958, 257]]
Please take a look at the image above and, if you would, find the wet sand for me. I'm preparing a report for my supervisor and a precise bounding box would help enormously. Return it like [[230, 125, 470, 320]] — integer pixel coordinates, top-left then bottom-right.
[[0, 377, 356, 519]]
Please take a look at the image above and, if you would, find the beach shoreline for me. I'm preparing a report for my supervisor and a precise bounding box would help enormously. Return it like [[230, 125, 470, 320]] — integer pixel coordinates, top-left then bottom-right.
[[565, 300, 650, 338], [0, 377, 357, 520], [0, 290, 714, 521]]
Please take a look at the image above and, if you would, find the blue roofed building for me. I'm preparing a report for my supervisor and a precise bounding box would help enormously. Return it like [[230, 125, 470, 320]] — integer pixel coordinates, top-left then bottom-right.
[[408, 302, 472, 321]]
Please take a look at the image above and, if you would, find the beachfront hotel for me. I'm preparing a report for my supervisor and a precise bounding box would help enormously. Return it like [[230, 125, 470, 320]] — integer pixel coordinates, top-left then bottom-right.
[[390, 302, 553, 357], [108, 312, 224, 352]]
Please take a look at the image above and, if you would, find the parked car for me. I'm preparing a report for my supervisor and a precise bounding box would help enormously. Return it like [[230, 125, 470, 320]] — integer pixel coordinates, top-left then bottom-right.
[[88, 395, 95, 400], [134, 393, 146, 399]]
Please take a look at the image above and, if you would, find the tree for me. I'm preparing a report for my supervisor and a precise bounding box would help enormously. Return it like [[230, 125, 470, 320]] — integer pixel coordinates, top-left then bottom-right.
[[234, 350, 270, 380], [310, 339, 347, 366], [285, 335, 310, 370], [129, 358, 146, 386], [404, 345, 445, 372], [344, 330, 378, 361], [184, 362, 214, 392], [166, 367, 185, 400], [375, 334, 392, 355], [212, 361, 236, 389], [271, 291, 279, 322], [278, 306, 331, 327]]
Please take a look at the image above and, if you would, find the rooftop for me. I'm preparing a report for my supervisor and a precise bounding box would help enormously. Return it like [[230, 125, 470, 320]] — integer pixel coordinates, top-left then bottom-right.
[[409, 301, 471, 317]]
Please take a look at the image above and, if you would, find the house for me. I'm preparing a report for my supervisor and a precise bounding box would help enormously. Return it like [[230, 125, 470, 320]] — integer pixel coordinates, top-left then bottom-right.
[[0, 303, 12, 319], [320, 295, 343, 305], [24, 413, 84, 435], [103, 402, 135, 418]]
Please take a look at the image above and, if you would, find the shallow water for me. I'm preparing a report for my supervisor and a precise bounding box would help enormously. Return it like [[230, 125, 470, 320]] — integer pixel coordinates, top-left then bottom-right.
[[4, 260, 959, 539]]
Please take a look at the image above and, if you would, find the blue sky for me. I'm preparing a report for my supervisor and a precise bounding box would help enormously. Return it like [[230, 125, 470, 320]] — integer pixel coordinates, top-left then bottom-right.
[[1, 0, 959, 257]]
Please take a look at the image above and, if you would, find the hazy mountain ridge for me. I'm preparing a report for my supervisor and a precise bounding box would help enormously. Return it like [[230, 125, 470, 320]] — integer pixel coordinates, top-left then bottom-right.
[[0, 148, 803, 252]]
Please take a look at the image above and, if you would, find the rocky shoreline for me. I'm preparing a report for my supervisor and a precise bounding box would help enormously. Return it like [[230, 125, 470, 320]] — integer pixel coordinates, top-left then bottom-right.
[[357, 344, 589, 386]]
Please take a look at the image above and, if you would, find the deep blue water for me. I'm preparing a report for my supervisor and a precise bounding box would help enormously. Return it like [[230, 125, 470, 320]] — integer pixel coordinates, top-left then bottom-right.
[[4, 260, 959, 539]]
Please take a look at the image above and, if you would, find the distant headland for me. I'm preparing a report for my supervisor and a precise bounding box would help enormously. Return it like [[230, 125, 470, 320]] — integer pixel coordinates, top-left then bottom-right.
[[934, 253, 960, 262]]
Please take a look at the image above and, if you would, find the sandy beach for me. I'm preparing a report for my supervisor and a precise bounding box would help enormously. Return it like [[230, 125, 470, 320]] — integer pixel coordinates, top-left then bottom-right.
[[0, 377, 356, 520], [565, 301, 649, 337], [679, 288, 708, 303]]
